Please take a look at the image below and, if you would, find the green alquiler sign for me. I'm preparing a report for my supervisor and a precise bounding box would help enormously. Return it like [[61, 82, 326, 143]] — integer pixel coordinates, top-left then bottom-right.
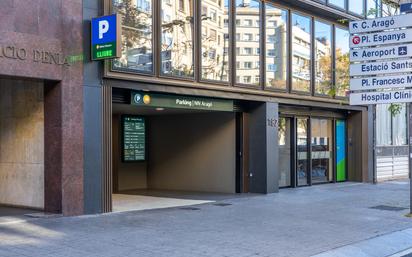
[[130, 91, 234, 112]]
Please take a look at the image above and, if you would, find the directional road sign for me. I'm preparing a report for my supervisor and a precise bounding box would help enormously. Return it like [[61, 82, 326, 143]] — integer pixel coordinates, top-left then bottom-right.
[[350, 28, 412, 48], [350, 44, 412, 62], [350, 13, 412, 34], [350, 89, 412, 105], [350, 59, 412, 76], [350, 73, 412, 91]]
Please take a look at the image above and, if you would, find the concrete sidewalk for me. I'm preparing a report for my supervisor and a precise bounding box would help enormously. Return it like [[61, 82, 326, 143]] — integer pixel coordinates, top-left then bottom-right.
[[0, 181, 411, 257]]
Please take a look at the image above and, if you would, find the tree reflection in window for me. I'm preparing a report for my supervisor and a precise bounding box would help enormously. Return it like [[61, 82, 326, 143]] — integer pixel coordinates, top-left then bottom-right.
[[161, 0, 194, 78], [113, 0, 153, 73]]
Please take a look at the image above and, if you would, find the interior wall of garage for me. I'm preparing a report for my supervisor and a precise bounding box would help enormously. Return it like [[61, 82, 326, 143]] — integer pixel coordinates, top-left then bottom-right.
[[0, 78, 44, 209], [147, 112, 236, 193], [112, 114, 148, 191]]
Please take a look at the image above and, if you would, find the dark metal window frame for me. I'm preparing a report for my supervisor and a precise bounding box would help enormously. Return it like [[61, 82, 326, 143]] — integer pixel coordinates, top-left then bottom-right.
[[105, 0, 352, 102]]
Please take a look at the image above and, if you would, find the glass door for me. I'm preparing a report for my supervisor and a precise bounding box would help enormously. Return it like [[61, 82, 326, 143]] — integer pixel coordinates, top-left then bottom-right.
[[297, 118, 309, 186], [311, 118, 333, 184], [278, 117, 292, 187]]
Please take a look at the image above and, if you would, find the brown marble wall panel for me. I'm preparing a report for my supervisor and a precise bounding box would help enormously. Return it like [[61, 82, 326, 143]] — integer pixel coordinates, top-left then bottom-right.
[[0, 0, 84, 216]]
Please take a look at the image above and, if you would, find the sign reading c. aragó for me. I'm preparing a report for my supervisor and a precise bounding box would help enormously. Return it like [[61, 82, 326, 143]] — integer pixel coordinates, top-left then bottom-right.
[[350, 13, 412, 34], [350, 89, 412, 105]]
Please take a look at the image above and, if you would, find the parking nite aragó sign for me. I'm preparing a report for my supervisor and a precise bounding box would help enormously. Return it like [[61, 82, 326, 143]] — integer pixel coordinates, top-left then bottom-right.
[[91, 14, 122, 60]]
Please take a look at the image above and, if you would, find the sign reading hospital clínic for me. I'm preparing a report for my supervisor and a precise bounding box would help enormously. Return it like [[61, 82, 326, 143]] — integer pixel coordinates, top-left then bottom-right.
[[91, 14, 122, 61]]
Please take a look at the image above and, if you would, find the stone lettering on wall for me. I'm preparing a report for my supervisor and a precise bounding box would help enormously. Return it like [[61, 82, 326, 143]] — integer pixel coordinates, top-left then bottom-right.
[[0, 44, 78, 66]]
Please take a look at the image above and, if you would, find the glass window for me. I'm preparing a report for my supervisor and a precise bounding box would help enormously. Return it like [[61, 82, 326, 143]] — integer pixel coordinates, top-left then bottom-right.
[[311, 119, 333, 184], [328, 0, 345, 10], [335, 27, 350, 97], [314, 20, 332, 95], [348, 0, 364, 15], [291, 13, 311, 92], [376, 104, 393, 146], [278, 117, 292, 187], [201, 0, 229, 82], [393, 104, 407, 146], [161, 0, 194, 78], [265, 4, 288, 90], [297, 118, 309, 186], [367, 0, 378, 18], [377, 104, 408, 146], [381, 0, 399, 17], [113, 0, 153, 73], [235, 0, 260, 86]]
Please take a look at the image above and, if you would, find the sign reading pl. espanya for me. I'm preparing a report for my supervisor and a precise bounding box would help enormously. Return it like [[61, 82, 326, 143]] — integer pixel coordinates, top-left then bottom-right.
[[91, 14, 122, 60], [349, 13, 412, 106]]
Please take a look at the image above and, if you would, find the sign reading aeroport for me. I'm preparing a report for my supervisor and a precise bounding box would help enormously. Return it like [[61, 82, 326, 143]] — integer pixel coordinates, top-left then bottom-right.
[[91, 14, 121, 60], [350, 44, 412, 62], [349, 13, 412, 106]]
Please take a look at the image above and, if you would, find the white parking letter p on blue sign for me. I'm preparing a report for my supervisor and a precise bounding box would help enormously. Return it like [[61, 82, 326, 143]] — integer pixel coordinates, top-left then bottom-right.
[[99, 20, 109, 39]]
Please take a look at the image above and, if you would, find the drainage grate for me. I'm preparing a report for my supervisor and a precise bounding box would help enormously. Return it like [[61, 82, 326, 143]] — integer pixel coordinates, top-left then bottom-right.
[[369, 205, 408, 212], [213, 203, 232, 207], [179, 207, 200, 211]]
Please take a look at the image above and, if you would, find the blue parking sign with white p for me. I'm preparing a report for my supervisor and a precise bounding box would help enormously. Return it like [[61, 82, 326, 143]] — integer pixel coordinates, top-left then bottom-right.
[[91, 14, 121, 60]]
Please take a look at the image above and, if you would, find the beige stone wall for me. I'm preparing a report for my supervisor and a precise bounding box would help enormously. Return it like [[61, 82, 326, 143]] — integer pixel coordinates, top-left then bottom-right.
[[0, 78, 44, 209]]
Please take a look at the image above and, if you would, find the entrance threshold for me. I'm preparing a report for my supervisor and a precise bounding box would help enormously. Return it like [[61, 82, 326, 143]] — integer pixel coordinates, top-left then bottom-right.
[[112, 190, 250, 213]]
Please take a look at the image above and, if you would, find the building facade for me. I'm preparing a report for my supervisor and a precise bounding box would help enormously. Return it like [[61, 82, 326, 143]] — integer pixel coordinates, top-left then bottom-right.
[[0, 0, 392, 215]]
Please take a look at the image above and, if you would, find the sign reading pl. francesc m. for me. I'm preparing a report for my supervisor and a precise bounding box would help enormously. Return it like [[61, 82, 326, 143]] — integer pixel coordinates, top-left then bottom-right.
[[131, 91, 234, 112], [91, 14, 121, 60]]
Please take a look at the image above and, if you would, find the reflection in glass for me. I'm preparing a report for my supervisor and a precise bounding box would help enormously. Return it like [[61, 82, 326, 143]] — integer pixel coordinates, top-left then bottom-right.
[[292, 13, 311, 92], [265, 4, 288, 90], [278, 118, 291, 187], [201, 0, 230, 82], [349, 0, 364, 15], [235, 0, 260, 86], [335, 27, 350, 97], [328, 0, 345, 9], [376, 104, 392, 146], [392, 104, 407, 146], [161, 0, 194, 77], [311, 119, 333, 184], [113, 0, 153, 73], [297, 118, 309, 186], [314, 21, 332, 95], [367, 0, 378, 18]]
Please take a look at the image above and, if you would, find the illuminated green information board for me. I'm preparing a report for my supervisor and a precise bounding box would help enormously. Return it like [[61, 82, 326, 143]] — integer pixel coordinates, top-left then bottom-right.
[[122, 116, 145, 162]]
